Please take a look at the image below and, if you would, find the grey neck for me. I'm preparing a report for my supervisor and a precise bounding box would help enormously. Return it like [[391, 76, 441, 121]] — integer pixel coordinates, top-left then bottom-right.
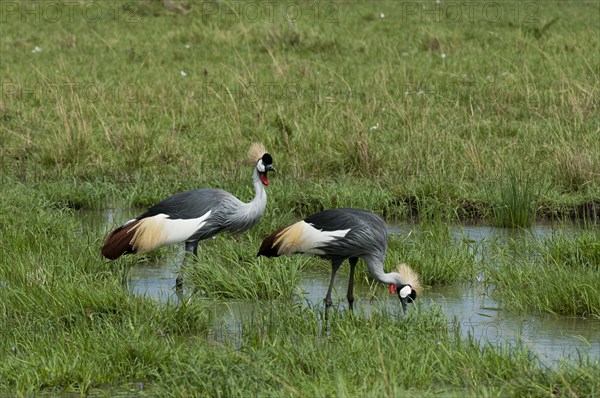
[[250, 167, 267, 212], [231, 167, 267, 231], [364, 255, 403, 286]]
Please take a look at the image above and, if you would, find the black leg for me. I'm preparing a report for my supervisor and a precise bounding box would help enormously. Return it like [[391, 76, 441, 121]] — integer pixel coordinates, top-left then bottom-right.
[[347, 258, 358, 311], [175, 241, 199, 294], [325, 259, 344, 316]]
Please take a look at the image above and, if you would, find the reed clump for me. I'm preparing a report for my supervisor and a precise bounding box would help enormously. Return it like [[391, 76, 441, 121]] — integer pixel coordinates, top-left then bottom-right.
[[489, 168, 545, 228]]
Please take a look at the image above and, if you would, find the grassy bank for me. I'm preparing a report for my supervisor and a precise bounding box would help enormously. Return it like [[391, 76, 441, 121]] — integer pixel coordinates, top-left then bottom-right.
[[1, 0, 599, 224]]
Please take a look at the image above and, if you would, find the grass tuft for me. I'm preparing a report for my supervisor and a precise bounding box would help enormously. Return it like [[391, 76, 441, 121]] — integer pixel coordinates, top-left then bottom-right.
[[186, 235, 308, 300], [490, 168, 546, 228]]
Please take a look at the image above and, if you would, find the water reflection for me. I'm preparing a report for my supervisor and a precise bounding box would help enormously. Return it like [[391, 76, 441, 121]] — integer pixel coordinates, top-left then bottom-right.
[[82, 209, 599, 365], [126, 259, 180, 302], [426, 285, 600, 364]]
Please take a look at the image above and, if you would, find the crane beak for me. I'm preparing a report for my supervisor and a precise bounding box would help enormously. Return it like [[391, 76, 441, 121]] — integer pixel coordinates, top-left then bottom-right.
[[400, 296, 409, 314], [266, 164, 276, 172]]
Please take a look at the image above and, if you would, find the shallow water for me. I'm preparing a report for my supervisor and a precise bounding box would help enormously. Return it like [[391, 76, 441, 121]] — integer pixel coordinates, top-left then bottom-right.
[[84, 209, 599, 365]]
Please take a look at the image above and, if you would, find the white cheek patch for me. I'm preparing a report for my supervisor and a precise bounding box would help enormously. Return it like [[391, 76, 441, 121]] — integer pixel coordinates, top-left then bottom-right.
[[257, 160, 266, 173], [399, 285, 412, 299]]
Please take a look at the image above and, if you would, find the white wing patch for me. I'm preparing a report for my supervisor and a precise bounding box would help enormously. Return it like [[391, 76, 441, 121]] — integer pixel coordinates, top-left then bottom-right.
[[130, 211, 211, 252], [275, 221, 350, 255], [162, 211, 212, 245]]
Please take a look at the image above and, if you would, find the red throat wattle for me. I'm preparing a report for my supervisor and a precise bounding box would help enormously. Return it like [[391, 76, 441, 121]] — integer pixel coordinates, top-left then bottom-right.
[[389, 284, 396, 294], [260, 173, 269, 186]]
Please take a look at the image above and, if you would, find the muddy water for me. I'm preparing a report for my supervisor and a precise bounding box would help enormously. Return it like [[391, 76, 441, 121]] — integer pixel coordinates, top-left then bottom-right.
[[83, 209, 599, 365]]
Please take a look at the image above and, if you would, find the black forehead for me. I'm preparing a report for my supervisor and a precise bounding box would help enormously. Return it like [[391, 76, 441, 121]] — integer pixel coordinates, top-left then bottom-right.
[[262, 153, 273, 165]]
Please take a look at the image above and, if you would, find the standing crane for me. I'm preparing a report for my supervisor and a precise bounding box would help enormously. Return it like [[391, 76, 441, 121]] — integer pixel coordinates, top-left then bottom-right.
[[101, 143, 275, 291], [257, 208, 421, 314]]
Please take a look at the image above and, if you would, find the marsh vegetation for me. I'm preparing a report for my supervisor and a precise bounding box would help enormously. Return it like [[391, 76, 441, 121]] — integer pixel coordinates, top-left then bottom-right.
[[1, 1, 599, 396]]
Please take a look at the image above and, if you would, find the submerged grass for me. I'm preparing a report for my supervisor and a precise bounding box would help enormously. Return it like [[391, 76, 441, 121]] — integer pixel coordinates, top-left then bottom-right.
[[186, 235, 308, 300], [147, 303, 599, 397], [487, 228, 600, 318]]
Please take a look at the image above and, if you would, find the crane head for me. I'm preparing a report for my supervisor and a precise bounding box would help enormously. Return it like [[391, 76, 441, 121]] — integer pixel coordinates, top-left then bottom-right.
[[256, 153, 276, 186], [389, 284, 417, 314], [248, 142, 276, 186], [389, 264, 422, 314]]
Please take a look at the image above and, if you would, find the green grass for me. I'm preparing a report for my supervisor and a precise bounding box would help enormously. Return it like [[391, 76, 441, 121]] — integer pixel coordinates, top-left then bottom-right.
[[545, 229, 600, 270], [0, 181, 213, 394], [1, 0, 598, 221], [489, 168, 546, 228], [1, 175, 599, 395], [486, 228, 600, 317], [185, 235, 309, 300], [386, 224, 478, 286]]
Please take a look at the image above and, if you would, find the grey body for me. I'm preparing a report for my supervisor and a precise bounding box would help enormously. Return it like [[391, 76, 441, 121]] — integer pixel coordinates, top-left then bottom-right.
[[176, 168, 267, 291], [304, 209, 391, 312], [303, 208, 388, 266], [139, 175, 266, 242]]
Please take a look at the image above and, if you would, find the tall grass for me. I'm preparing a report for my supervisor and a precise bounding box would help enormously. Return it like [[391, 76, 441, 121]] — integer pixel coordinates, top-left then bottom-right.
[[545, 229, 600, 270], [555, 143, 599, 193], [185, 235, 308, 300], [386, 225, 478, 286]]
